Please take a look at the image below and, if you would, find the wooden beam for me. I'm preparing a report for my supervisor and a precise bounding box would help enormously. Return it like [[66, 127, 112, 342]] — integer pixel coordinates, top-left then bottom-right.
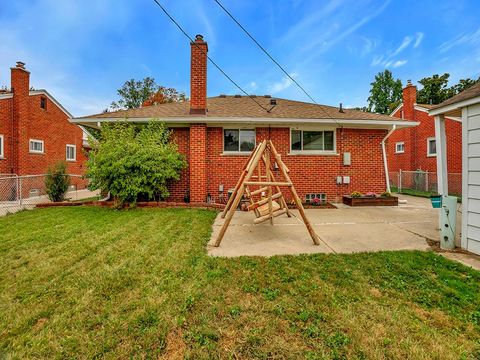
[[244, 181, 292, 186], [253, 208, 288, 224], [247, 192, 282, 210]]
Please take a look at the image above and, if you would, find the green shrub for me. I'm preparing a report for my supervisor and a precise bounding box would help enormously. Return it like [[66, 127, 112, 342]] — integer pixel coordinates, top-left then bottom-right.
[[86, 121, 186, 206], [45, 162, 70, 202]]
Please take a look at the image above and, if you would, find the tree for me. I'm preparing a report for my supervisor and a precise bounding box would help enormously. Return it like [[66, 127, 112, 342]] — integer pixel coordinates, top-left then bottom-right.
[[416, 74, 480, 105], [367, 70, 403, 114], [110, 77, 186, 110], [86, 122, 187, 206], [45, 162, 70, 202], [416, 73, 451, 105]]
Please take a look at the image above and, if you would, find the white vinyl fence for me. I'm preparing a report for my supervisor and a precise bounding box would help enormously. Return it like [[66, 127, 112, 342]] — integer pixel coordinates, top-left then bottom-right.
[[389, 170, 462, 196], [0, 174, 99, 216]]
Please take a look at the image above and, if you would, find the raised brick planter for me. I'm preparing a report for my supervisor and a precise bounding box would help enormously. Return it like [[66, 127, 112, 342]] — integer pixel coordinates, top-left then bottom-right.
[[342, 196, 398, 207]]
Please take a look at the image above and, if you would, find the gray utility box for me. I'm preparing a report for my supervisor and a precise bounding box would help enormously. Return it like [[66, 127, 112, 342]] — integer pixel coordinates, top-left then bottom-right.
[[440, 195, 457, 250]]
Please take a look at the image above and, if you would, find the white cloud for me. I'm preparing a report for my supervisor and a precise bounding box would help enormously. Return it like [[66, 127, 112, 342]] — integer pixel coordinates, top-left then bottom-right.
[[391, 60, 407, 68], [391, 36, 412, 57], [414, 32, 424, 48], [268, 73, 298, 94], [439, 28, 480, 53]]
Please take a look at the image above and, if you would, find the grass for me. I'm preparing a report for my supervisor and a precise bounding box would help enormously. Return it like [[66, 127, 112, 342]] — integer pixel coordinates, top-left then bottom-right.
[[391, 186, 462, 203], [1, 207, 480, 358]]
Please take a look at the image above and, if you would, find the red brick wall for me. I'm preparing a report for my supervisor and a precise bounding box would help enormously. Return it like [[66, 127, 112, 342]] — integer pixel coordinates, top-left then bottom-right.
[[167, 126, 389, 203], [166, 127, 189, 202], [189, 124, 207, 202], [0, 97, 14, 174], [204, 127, 387, 203], [387, 107, 462, 174], [0, 66, 87, 176]]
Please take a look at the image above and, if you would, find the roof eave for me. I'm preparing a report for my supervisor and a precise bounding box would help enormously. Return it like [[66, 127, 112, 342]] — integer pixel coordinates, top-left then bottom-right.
[[70, 116, 418, 129], [429, 95, 480, 116]]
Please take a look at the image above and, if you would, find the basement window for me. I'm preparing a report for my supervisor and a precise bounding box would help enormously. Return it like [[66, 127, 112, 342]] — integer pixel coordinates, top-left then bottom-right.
[[223, 129, 255, 152], [0, 134, 4, 158], [427, 138, 436, 157], [66, 144, 76, 161], [395, 142, 405, 154], [29, 139, 44, 154], [40, 97, 47, 110], [290, 129, 335, 153]]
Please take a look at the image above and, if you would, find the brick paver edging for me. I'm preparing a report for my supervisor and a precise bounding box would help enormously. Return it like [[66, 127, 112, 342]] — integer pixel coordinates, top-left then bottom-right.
[[36, 201, 225, 210]]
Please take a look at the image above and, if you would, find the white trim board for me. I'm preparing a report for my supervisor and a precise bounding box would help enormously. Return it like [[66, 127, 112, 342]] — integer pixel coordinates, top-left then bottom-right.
[[430, 95, 480, 116], [70, 116, 419, 130]]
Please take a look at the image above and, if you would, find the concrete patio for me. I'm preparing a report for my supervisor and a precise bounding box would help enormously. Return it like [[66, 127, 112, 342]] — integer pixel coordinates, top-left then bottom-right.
[[208, 194, 463, 258]]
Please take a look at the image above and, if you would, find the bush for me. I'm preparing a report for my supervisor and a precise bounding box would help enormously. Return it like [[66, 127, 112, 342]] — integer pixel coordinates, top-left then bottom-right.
[[45, 162, 70, 202], [86, 121, 186, 206]]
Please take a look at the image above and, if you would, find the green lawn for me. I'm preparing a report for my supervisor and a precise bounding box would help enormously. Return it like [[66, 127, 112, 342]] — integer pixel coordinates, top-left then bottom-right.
[[1, 207, 479, 359]]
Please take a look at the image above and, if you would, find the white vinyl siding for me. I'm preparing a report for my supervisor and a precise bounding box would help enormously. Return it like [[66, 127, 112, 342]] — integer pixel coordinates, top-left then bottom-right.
[[464, 102, 480, 254], [29, 139, 44, 154], [0, 134, 4, 158], [66, 144, 76, 161]]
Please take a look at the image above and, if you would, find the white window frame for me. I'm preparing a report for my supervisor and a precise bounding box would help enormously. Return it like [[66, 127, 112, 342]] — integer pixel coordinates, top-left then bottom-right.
[[427, 137, 437, 157], [395, 142, 405, 154], [0, 134, 4, 159], [222, 128, 256, 155], [29, 139, 44, 154], [289, 128, 336, 155], [66, 144, 76, 161]]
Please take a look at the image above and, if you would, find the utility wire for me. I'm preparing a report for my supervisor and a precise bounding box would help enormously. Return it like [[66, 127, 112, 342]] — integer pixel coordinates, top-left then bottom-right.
[[151, 0, 271, 113], [212, 0, 334, 120]]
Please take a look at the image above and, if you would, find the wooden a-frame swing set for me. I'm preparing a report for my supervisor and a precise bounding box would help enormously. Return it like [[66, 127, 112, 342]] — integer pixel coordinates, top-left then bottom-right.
[[214, 139, 322, 247]]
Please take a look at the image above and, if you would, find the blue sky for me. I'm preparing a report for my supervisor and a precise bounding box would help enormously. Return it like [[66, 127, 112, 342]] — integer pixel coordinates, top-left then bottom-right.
[[1, 0, 479, 116]]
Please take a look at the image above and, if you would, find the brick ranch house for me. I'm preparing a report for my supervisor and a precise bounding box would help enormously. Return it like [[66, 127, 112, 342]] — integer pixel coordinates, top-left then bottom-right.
[[72, 35, 415, 203], [388, 81, 462, 193], [0, 62, 88, 176]]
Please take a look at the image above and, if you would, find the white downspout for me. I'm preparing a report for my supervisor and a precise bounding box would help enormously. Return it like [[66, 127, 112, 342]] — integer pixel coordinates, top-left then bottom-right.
[[381, 125, 396, 193]]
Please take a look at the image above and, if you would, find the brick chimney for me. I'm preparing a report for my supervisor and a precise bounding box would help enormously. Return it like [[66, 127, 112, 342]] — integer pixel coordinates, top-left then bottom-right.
[[190, 34, 208, 115], [402, 79, 416, 120], [11, 61, 30, 174]]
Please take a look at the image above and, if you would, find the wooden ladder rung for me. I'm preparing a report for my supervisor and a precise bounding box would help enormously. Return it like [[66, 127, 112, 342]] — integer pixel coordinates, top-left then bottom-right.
[[249, 186, 269, 197]]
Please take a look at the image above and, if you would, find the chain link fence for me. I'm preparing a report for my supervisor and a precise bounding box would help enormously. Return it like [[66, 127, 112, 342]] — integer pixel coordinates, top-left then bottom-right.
[[0, 174, 100, 216], [389, 170, 462, 197]]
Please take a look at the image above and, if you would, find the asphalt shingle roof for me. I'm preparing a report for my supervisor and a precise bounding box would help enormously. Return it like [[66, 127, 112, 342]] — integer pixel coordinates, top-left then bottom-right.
[[77, 96, 402, 122], [430, 81, 480, 110]]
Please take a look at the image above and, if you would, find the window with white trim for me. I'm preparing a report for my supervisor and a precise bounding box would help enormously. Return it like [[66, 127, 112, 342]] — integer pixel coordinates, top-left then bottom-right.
[[0, 134, 4, 158], [66, 144, 76, 161], [223, 129, 255, 152], [291, 129, 335, 152], [427, 137, 436, 157], [29, 139, 44, 154], [395, 142, 405, 154]]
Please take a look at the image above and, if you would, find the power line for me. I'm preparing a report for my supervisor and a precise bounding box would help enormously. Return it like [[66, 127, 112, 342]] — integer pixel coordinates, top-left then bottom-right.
[[212, 0, 318, 105], [151, 0, 270, 113]]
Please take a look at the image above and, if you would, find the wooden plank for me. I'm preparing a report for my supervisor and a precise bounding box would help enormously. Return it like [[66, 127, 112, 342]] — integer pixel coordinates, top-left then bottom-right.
[[244, 181, 292, 186], [247, 192, 282, 210], [250, 186, 269, 196], [253, 208, 288, 224]]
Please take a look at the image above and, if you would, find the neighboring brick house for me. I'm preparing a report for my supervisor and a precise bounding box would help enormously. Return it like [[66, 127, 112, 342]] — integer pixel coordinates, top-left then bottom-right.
[[387, 81, 462, 193], [73, 35, 415, 203], [0, 62, 88, 176]]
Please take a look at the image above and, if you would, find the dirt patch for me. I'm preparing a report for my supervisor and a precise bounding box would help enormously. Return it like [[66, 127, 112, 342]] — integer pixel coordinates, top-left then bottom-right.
[[32, 317, 48, 331], [160, 328, 186, 359]]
